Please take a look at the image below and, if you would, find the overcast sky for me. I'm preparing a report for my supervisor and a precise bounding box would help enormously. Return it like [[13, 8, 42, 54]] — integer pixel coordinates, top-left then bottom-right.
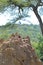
[[0, 6, 43, 26]]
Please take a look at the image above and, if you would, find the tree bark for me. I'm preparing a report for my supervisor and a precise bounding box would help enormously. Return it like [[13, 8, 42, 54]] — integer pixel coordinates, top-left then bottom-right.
[[33, 6, 43, 35]]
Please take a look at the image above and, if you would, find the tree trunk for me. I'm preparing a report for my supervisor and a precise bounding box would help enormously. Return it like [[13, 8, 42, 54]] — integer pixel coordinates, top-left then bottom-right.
[[33, 6, 43, 35]]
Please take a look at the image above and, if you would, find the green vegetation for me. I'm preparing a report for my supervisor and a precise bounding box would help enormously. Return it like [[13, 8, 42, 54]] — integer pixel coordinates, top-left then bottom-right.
[[32, 39, 43, 60], [0, 23, 41, 41]]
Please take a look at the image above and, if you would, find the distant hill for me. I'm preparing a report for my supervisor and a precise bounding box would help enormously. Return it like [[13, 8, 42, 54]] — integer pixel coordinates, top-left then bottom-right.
[[0, 23, 42, 42]]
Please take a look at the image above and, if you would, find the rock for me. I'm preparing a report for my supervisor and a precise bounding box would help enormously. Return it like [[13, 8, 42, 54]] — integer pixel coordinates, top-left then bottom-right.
[[0, 33, 42, 65]]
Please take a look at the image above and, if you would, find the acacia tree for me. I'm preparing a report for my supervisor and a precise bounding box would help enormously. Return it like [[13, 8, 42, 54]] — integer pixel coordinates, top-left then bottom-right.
[[0, 0, 43, 35]]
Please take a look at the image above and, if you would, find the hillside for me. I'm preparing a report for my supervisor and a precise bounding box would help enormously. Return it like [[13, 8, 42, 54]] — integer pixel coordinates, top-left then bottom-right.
[[0, 23, 42, 42]]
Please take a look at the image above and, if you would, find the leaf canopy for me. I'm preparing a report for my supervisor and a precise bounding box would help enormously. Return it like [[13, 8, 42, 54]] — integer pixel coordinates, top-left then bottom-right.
[[0, 0, 42, 9], [0, 0, 9, 11]]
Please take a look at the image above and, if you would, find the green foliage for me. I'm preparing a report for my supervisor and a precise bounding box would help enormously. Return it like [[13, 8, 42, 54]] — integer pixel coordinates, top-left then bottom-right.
[[0, 24, 41, 41], [12, 0, 30, 7], [9, 0, 42, 7], [32, 42, 41, 58], [32, 36, 43, 60], [38, 36, 43, 59], [0, 0, 9, 11], [0, 0, 42, 11]]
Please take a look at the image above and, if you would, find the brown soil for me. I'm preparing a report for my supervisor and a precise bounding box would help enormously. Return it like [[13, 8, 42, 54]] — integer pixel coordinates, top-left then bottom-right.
[[0, 33, 42, 65]]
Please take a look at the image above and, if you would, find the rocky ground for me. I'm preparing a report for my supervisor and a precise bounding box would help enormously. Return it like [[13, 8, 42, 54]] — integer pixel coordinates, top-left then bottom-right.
[[0, 33, 43, 65]]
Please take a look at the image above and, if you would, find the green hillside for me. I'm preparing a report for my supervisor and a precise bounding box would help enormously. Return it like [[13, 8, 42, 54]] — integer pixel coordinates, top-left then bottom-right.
[[0, 23, 41, 42]]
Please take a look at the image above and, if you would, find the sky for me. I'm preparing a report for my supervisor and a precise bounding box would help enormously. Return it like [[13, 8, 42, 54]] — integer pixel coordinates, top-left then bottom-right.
[[0, 7, 43, 26]]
